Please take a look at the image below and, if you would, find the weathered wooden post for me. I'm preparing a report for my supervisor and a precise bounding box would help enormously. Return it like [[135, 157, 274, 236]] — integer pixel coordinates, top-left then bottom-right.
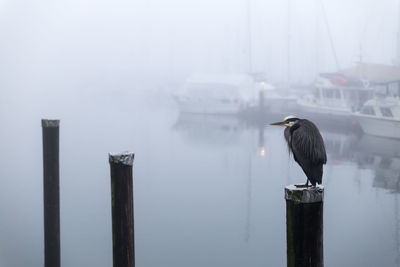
[[109, 152, 135, 267], [42, 119, 60, 267], [285, 185, 324, 267]]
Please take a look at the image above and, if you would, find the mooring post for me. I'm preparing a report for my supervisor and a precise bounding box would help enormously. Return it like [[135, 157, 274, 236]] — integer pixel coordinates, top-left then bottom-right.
[[258, 89, 265, 111], [285, 185, 324, 267], [42, 119, 60, 267], [109, 152, 135, 267]]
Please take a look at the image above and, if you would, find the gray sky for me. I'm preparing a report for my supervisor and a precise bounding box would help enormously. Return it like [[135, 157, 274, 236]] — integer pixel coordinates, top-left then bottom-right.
[[0, 0, 399, 92]]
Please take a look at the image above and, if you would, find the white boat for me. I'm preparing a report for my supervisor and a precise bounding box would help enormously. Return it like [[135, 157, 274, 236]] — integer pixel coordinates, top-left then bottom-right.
[[353, 97, 400, 139], [258, 82, 298, 112], [297, 75, 373, 118], [173, 73, 258, 115]]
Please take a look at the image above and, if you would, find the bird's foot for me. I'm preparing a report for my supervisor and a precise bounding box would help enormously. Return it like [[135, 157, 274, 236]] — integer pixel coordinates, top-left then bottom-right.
[[295, 183, 312, 188]]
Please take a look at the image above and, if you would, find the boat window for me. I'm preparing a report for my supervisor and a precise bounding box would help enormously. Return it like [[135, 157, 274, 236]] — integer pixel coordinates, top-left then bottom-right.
[[343, 90, 355, 100], [358, 154, 375, 166], [380, 107, 393, 117], [361, 106, 375, 115], [315, 88, 322, 98], [322, 89, 330, 98], [374, 85, 387, 95], [335, 89, 341, 99], [388, 82, 400, 97], [379, 157, 392, 168], [358, 90, 373, 104], [322, 88, 341, 99]]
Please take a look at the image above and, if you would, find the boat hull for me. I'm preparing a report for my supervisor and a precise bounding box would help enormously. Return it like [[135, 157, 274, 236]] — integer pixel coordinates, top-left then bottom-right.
[[175, 98, 244, 115], [296, 98, 352, 117], [355, 114, 400, 139], [263, 97, 298, 113]]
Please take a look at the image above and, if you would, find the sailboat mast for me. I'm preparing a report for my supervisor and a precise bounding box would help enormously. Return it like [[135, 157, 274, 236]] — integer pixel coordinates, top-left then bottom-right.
[[319, 0, 340, 71], [287, 0, 291, 87], [396, 0, 400, 66], [246, 0, 252, 73]]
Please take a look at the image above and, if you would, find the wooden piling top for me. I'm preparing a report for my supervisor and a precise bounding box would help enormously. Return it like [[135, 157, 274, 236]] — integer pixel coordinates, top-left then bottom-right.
[[109, 152, 135, 166], [42, 119, 60, 128], [285, 185, 324, 204]]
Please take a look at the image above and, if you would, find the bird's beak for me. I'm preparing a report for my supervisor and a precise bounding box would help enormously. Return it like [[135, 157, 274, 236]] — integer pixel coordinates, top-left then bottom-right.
[[270, 121, 285, 126]]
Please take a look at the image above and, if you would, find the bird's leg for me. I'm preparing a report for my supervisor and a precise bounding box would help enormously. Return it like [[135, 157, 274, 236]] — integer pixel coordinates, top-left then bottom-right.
[[304, 179, 309, 187]]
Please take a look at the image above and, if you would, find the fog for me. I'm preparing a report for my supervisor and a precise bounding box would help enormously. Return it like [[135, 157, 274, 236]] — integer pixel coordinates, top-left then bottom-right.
[[1, 0, 398, 96], [1, 0, 400, 266]]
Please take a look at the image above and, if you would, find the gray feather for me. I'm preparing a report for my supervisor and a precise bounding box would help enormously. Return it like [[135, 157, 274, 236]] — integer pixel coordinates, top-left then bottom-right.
[[291, 120, 326, 164], [284, 119, 327, 185]]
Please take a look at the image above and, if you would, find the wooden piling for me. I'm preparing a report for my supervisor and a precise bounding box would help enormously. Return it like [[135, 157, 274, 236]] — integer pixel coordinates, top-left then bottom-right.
[[258, 90, 265, 111], [109, 152, 135, 267], [42, 119, 60, 267], [285, 185, 324, 267]]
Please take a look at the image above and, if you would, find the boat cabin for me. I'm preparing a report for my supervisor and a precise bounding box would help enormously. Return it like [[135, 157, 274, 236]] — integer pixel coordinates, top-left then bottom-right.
[[359, 97, 400, 119], [313, 74, 374, 112]]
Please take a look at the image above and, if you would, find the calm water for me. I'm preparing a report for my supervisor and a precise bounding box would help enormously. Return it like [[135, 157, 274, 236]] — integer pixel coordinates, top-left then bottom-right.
[[0, 91, 399, 267]]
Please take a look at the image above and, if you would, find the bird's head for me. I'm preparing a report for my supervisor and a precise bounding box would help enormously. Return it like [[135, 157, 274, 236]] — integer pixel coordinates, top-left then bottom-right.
[[270, 115, 300, 127]]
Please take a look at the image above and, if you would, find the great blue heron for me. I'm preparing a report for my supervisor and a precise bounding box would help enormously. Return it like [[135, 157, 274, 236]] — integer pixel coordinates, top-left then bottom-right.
[[270, 116, 327, 187]]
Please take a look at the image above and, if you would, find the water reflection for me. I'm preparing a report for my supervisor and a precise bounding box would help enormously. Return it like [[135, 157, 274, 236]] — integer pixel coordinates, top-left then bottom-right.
[[321, 130, 358, 164], [2, 106, 400, 266], [314, 126, 400, 267], [353, 135, 400, 192], [173, 113, 247, 147], [351, 134, 400, 267], [173, 111, 400, 194], [173, 113, 400, 266], [318, 125, 400, 195], [173, 113, 257, 243]]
